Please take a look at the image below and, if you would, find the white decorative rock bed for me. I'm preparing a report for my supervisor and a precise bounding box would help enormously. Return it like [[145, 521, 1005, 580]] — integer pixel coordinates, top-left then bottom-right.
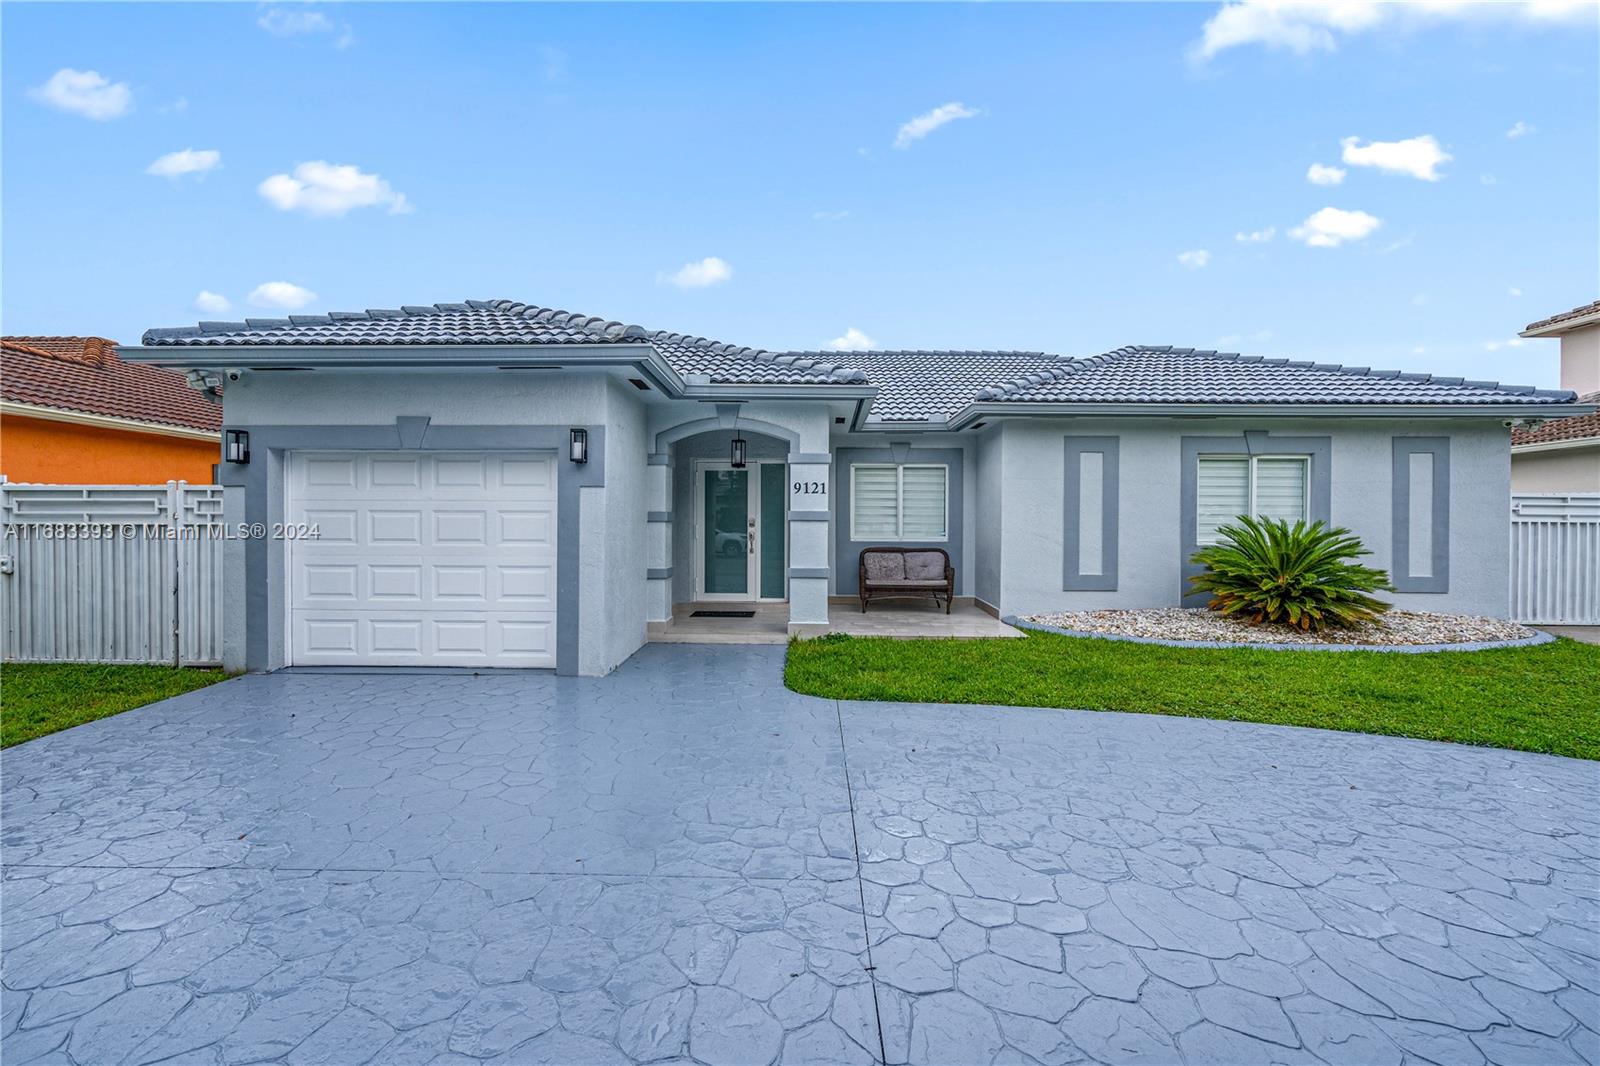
[[1011, 608, 1552, 653]]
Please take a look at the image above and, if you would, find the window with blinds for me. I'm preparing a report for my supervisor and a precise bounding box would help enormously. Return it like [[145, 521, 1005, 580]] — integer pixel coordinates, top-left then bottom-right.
[[1196, 455, 1308, 544], [850, 464, 948, 541]]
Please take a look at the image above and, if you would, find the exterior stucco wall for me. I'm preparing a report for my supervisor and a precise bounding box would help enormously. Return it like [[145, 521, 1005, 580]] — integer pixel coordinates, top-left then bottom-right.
[[220, 368, 639, 675], [589, 380, 648, 675], [973, 428, 1003, 609], [1512, 445, 1600, 493], [1559, 323, 1600, 397], [992, 416, 1513, 619]]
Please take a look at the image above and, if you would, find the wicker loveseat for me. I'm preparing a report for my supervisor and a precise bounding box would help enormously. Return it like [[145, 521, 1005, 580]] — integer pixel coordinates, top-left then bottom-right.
[[857, 547, 955, 613]]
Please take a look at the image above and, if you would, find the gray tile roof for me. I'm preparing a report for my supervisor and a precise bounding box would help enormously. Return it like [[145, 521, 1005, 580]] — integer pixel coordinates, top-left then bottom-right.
[[974, 346, 1578, 406], [141, 299, 868, 386], [138, 300, 1577, 415], [799, 349, 1062, 421]]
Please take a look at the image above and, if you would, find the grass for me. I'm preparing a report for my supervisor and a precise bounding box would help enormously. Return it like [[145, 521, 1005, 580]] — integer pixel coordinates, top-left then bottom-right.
[[2, 663, 226, 748], [786, 631, 1600, 761]]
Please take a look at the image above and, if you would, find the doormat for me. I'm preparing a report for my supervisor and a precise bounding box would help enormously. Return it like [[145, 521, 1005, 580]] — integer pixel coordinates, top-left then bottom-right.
[[691, 610, 757, 618]]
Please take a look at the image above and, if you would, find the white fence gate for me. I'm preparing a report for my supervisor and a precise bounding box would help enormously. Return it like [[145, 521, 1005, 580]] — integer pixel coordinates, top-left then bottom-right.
[[1510, 493, 1600, 625], [1, 483, 226, 665]]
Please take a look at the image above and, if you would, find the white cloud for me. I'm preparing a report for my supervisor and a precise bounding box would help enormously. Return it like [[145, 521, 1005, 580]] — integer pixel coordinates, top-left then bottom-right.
[[147, 148, 222, 179], [1289, 206, 1381, 248], [1509, 286, 1524, 297], [1235, 226, 1276, 243], [258, 161, 412, 217], [538, 45, 566, 81], [1191, 1, 1595, 61], [660, 257, 733, 289], [827, 328, 877, 352], [194, 291, 232, 315], [1506, 120, 1535, 139], [248, 281, 318, 310], [1340, 135, 1452, 181], [1306, 162, 1346, 186], [1484, 337, 1529, 352], [812, 210, 850, 221], [893, 102, 981, 149], [1480, 173, 1499, 186], [28, 68, 132, 120], [1177, 249, 1211, 270], [1412, 345, 1427, 355], [1411, 293, 1428, 306], [258, 6, 332, 35]]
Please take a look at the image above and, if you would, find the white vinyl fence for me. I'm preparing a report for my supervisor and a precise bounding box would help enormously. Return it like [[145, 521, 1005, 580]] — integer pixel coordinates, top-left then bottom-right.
[[1510, 493, 1600, 625], [1, 482, 225, 665]]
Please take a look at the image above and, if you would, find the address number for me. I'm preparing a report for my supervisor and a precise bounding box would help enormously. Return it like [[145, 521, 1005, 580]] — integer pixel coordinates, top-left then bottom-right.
[[793, 481, 827, 495]]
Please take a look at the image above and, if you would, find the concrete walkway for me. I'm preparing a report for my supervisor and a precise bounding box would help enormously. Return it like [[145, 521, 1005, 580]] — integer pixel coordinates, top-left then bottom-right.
[[2, 646, 1596, 1065]]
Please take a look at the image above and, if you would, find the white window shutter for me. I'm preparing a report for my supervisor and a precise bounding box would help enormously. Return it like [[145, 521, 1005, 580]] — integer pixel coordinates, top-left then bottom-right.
[[852, 466, 901, 539], [1253, 457, 1308, 525], [1196, 457, 1249, 544], [900, 466, 948, 539]]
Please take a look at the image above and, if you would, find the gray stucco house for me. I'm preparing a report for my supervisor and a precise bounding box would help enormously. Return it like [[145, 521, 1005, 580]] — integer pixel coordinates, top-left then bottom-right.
[[125, 298, 1589, 675]]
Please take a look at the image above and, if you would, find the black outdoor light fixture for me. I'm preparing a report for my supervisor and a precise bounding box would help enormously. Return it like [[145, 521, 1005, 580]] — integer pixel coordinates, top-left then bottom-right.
[[224, 429, 250, 465], [730, 427, 747, 468], [569, 427, 588, 465]]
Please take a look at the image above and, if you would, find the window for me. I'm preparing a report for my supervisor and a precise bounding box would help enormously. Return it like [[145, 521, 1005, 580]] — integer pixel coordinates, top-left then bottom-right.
[[1196, 455, 1308, 544], [851, 464, 948, 541]]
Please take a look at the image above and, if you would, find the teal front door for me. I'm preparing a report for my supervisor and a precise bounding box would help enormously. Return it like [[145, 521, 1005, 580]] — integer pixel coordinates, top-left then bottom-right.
[[696, 462, 787, 601]]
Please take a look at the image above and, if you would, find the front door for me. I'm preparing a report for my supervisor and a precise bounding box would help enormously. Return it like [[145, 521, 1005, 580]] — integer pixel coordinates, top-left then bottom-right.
[[695, 462, 787, 601]]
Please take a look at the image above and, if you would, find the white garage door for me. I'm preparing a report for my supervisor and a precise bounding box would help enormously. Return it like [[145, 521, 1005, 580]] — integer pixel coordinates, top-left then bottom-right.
[[286, 451, 557, 668]]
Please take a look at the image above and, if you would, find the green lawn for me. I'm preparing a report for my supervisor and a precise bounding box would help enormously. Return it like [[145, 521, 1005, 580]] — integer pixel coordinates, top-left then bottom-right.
[[786, 631, 1600, 760], [2, 663, 226, 748]]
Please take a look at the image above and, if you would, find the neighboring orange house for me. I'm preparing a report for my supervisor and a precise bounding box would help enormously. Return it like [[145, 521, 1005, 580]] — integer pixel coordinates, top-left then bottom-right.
[[1, 336, 222, 484]]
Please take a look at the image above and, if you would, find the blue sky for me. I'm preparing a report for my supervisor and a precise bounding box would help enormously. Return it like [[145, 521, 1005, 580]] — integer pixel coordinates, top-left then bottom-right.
[[4, 2, 1596, 387]]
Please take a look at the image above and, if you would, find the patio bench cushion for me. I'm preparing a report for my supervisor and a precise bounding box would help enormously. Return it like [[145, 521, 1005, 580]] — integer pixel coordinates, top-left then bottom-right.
[[863, 552, 906, 582], [904, 551, 946, 581], [868, 578, 947, 588]]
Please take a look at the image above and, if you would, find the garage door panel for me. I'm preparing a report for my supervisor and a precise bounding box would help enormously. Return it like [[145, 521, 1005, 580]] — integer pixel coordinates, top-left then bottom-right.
[[289, 451, 557, 668], [370, 511, 425, 545], [370, 456, 423, 489], [434, 511, 489, 545], [498, 566, 553, 605]]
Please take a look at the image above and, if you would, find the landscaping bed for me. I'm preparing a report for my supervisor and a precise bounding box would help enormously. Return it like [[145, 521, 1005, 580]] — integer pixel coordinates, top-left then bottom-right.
[[1019, 607, 1537, 649], [2, 663, 225, 748], [785, 630, 1600, 760]]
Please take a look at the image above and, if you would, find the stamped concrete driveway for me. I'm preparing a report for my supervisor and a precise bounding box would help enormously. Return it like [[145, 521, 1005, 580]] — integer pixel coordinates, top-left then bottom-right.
[[2, 645, 1597, 1066]]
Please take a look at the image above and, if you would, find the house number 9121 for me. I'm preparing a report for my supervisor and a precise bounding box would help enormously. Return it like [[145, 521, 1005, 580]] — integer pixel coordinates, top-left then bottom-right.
[[793, 481, 827, 495]]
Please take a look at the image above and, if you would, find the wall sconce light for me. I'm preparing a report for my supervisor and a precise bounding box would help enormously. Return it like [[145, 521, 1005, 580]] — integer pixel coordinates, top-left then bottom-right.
[[730, 433, 747, 469], [569, 427, 588, 465], [224, 429, 250, 465]]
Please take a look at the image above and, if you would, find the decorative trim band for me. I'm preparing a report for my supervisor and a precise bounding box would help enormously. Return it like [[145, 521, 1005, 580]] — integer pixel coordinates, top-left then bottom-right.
[[787, 453, 832, 465], [788, 567, 830, 579], [647, 511, 672, 524], [647, 453, 671, 466], [788, 511, 830, 522], [646, 567, 673, 580]]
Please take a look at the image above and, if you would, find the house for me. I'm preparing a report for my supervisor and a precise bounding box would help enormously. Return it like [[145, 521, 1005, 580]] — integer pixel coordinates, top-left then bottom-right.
[[1, 336, 222, 484], [1512, 300, 1600, 493], [123, 299, 1591, 675]]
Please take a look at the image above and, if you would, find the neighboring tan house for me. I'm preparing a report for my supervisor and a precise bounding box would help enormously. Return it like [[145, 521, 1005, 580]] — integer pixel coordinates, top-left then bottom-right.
[[1, 336, 222, 484], [1513, 300, 1600, 493], [123, 298, 1592, 675]]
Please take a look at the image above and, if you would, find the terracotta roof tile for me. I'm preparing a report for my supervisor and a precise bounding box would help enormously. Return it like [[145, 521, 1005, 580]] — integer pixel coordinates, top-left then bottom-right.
[[1512, 395, 1600, 446], [1522, 299, 1600, 335], [2, 336, 221, 433]]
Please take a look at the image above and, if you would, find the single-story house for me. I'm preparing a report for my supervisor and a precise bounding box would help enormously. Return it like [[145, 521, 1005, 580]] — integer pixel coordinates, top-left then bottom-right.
[[123, 299, 1591, 675], [1512, 299, 1600, 493], [2, 335, 222, 484]]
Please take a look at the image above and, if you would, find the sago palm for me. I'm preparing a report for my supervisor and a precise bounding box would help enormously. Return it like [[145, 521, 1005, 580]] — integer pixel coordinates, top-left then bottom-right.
[[1189, 516, 1393, 631]]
